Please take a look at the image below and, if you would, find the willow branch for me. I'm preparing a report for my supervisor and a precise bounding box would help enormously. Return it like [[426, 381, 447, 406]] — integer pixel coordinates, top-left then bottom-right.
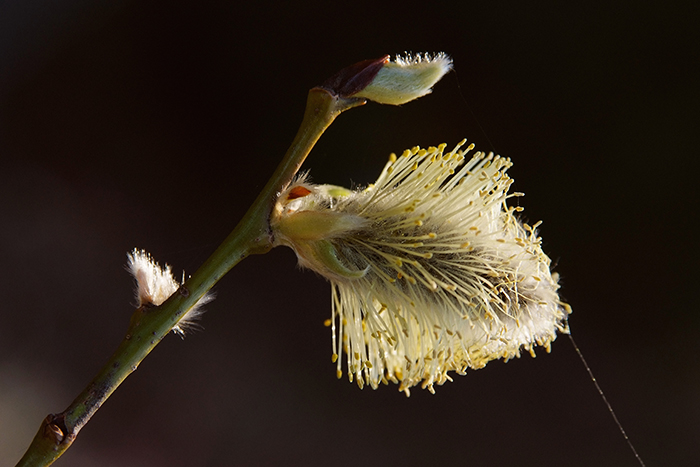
[[15, 87, 365, 467]]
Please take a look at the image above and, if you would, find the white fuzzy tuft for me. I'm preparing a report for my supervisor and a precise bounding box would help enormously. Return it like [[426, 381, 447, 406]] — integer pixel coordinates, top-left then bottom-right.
[[127, 249, 213, 336]]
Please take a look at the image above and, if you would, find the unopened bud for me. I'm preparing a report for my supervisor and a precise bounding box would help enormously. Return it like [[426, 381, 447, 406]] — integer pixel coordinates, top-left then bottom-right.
[[127, 249, 213, 336], [354, 52, 453, 105]]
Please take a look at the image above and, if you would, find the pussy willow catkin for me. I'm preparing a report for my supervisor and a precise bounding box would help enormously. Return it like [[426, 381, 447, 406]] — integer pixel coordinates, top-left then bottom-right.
[[271, 141, 570, 395]]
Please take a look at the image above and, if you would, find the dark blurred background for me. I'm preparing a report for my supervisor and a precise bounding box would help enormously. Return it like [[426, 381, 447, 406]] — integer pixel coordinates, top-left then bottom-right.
[[1, 1, 697, 466]]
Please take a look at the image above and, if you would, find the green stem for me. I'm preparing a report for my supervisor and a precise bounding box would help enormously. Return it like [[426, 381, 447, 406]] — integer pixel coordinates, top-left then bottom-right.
[[15, 88, 364, 467]]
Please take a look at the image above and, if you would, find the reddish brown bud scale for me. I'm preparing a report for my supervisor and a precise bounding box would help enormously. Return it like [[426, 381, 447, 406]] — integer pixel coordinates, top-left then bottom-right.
[[320, 55, 389, 98], [287, 185, 312, 200]]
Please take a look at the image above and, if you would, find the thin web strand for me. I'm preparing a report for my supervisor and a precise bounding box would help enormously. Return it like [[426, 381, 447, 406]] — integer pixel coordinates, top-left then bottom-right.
[[454, 78, 646, 464], [568, 333, 646, 467]]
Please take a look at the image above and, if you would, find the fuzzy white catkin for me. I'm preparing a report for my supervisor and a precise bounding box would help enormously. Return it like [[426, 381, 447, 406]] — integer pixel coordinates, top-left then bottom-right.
[[271, 141, 570, 395], [127, 249, 213, 335]]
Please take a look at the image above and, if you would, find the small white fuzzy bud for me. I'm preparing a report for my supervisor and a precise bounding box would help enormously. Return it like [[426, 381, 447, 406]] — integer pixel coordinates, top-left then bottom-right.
[[127, 249, 213, 336], [127, 249, 178, 307], [354, 52, 453, 105]]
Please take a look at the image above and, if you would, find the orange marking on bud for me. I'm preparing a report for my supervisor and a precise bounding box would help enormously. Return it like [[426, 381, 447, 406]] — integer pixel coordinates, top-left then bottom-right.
[[287, 186, 312, 200]]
